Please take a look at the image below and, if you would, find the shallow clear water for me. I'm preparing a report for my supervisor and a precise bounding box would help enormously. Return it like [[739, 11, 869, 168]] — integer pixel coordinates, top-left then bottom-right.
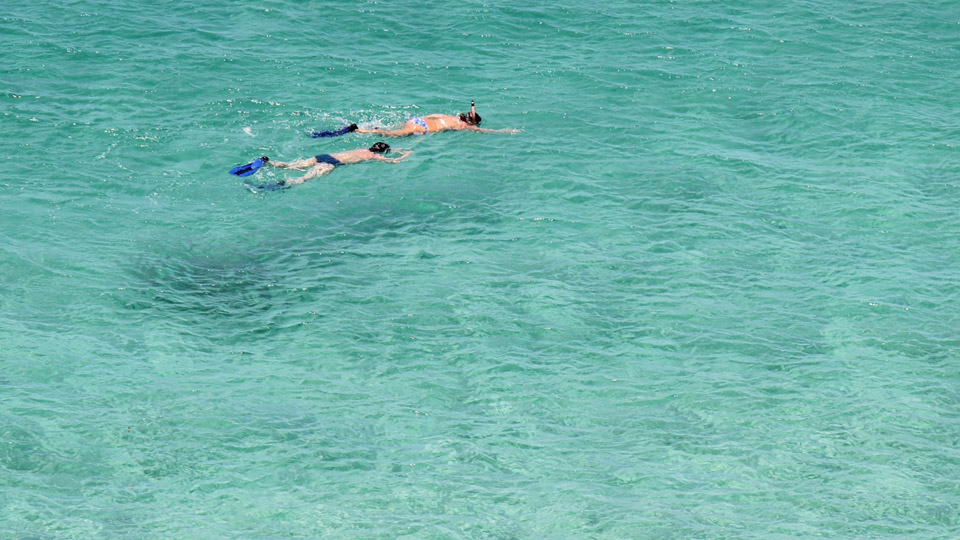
[[2, 1, 959, 538]]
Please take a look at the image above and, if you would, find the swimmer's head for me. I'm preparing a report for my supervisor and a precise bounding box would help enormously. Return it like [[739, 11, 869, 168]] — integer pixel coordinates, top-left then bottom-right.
[[459, 112, 482, 125], [460, 100, 482, 125], [369, 142, 390, 154]]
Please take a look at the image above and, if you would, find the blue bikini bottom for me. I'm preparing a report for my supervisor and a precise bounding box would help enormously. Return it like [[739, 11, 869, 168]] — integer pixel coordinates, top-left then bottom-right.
[[409, 117, 429, 132]]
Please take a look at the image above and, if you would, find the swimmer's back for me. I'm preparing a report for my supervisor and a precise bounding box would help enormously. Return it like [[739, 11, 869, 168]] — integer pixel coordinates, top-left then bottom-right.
[[330, 148, 378, 164]]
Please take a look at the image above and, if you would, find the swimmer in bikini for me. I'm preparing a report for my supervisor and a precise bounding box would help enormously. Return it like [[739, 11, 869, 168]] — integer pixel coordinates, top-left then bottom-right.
[[267, 142, 412, 186], [355, 101, 520, 137]]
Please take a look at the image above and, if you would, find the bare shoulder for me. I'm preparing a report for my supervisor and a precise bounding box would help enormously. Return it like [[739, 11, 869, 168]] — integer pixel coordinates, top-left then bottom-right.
[[333, 148, 374, 164]]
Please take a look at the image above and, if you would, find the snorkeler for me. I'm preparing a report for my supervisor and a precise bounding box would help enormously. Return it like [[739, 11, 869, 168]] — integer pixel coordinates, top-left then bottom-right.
[[355, 101, 520, 137], [265, 142, 411, 186]]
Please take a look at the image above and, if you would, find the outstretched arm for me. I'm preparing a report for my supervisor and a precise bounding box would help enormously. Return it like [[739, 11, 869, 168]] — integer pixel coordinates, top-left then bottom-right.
[[375, 151, 413, 163], [463, 125, 522, 134]]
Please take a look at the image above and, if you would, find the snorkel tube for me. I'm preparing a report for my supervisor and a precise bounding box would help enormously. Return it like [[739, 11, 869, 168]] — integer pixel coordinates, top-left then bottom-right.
[[464, 100, 482, 125]]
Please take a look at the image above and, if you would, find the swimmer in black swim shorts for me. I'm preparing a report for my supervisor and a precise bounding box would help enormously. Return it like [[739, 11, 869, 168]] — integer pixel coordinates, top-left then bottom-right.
[[268, 142, 412, 186]]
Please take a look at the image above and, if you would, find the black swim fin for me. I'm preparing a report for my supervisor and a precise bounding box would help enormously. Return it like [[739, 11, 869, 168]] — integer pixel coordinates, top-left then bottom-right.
[[311, 124, 358, 138], [244, 179, 288, 192]]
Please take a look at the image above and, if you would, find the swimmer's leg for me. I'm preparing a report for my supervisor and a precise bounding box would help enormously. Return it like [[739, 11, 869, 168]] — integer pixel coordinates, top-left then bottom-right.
[[356, 124, 423, 137], [272, 157, 318, 170], [284, 163, 335, 186]]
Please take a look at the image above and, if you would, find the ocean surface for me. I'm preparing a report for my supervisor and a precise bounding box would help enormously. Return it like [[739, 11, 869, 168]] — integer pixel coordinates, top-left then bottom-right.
[[2, 1, 958, 538]]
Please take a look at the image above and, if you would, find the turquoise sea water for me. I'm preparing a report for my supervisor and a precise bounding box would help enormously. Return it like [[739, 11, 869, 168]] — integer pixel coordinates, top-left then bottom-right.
[[2, 0, 959, 537]]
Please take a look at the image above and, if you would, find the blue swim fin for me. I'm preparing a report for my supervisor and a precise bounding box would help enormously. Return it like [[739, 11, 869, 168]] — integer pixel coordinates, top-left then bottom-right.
[[229, 156, 269, 177], [311, 123, 358, 138]]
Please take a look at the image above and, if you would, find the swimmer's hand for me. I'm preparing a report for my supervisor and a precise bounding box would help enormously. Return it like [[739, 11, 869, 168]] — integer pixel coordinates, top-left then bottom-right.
[[484, 128, 521, 134], [384, 151, 412, 163]]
